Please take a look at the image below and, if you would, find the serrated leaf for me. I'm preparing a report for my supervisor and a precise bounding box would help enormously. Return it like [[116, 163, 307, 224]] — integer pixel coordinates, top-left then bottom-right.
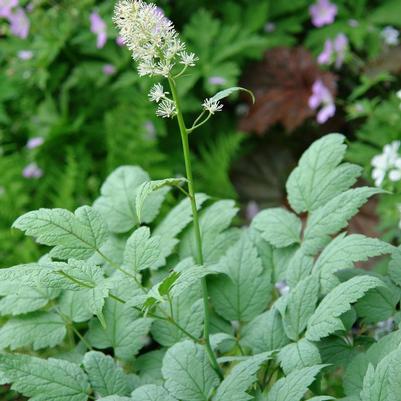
[[286, 248, 314, 288], [94, 166, 167, 233], [13, 206, 108, 260], [151, 286, 204, 346], [278, 339, 322, 375], [47, 259, 111, 326], [171, 264, 219, 298], [162, 340, 220, 401], [240, 309, 290, 354], [123, 227, 161, 272], [58, 290, 94, 323], [131, 384, 176, 401], [315, 234, 393, 293], [179, 200, 239, 264], [210, 86, 255, 103], [306, 276, 384, 341], [0, 312, 66, 351], [154, 194, 208, 267], [267, 365, 326, 401], [87, 286, 152, 361], [0, 286, 59, 316], [135, 178, 187, 222], [0, 353, 90, 401], [303, 187, 384, 255], [286, 134, 362, 213], [360, 348, 401, 401], [209, 232, 271, 322], [213, 352, 273, 401], [282, 275, 319, 341], [344, 331, 401, 396], [82, 351, 130, 397], [252, 208, 302, 248], [136, 349, 166, 386], [389, 247, 401, 286]]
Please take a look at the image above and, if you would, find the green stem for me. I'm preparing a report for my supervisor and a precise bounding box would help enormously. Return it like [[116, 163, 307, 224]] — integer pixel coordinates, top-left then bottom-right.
[[168, 76, 223, 380]]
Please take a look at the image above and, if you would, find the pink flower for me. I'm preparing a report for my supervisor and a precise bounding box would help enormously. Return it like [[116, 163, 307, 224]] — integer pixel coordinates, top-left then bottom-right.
[[208, 76, 227, 85], [309, 79, 335, 124], [90, 11, 107, 49], [102, 64, 116, 76], [309, 0, 337, 27], [333, 33, 348, 68], [0, 0, 18, 18], [23, 162, 43, 179], [8, 7, 29, 38], [317, 33, 348, 68], [26, 136, 44, 149], [18, 49, 33, 60], [317, 39, 333, 64]]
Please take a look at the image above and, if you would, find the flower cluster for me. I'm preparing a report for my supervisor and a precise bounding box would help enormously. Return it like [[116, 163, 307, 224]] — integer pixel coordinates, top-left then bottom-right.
[[22, 137, 44, 179], [308, 80, 335, 124], [318, 33, 348, 69], [113, 0, 197, 77], [0, 0, 30, 38], [148, 83, 176, 118], [309, 0, 337, 28], [371, 141, 401, 187]]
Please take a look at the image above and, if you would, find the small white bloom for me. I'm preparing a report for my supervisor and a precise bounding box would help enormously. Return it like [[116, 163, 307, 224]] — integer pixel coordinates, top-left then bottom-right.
[[156, 99, 176, 118], [275, 281, 290, 297], [371, 141, 401, 186], [149, 83, 166, 103], [202, 98, 223, 114], [179, 51, 198, 67], [381, 26, 399, 46]]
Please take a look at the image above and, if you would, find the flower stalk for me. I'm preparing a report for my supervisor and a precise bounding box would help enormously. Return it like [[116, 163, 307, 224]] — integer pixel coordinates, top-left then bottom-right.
[[168, 76, 223, 379]]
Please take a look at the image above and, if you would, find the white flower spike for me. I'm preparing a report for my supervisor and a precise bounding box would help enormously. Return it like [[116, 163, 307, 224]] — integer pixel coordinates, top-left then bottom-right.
[[113, 0, 194, 77], [149, 83, 166, 103]]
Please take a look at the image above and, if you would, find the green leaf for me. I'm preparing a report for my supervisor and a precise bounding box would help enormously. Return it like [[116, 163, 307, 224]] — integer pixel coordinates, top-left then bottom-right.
[[282, 275, 320, 341], [0, 312, 66, 351], [47, 259, 111, 326], [286, 248, 314, 288], [179, 200, 239, 264], [210, 86, 255, 103], [209, 232, 271, 321], [278, 339, 322, 375], [0, 286, 59, 316], [240, 309, 290, 354], [0, 353, 90, 401], [252, 208, 302, 248], [344, 331, 401, 396], [214, 352, 273, 401], [162, 340, 220, 401], [389, 247, 401, 286], [136, 349, 166, 386], [315, 234, 393, 293], [135, 178, 187, 222], [13, 206, 108, 260], [306, 276, 384, 341], [303, 187, 383, 255], [87, 287, 152, 361], [171, 264, 219, 298], [94, 166, 167, 233], [58, 290, 93, 323], [123, 227, 161, 272], [151, 285, 204, 346], [154, 194, 208, 266], [82, 351, 130, 397], [286, 133, 361, 213], [266, 365, 326, 401], [360, 348, 401, 401], [131, 384, 176, 401]]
